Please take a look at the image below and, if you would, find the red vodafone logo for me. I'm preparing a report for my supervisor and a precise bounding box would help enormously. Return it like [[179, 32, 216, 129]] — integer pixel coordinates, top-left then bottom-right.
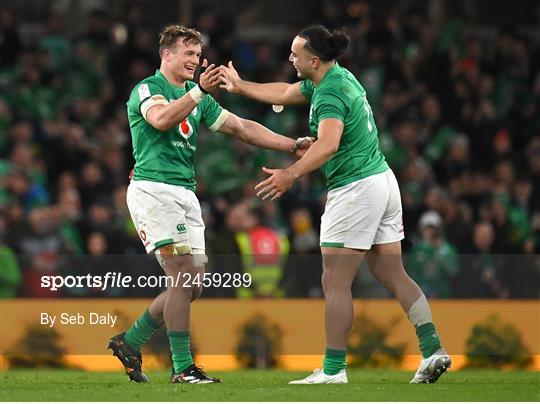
[[179, 118, 193, 139]]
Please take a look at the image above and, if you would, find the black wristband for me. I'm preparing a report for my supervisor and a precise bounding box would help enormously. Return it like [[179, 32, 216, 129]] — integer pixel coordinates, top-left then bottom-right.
[[199, 84, 209, 94]]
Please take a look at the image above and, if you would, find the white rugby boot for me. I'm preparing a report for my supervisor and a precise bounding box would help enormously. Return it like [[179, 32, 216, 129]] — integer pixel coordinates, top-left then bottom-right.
[[410, 349, 452, 384], [289, 368, 348, 384]]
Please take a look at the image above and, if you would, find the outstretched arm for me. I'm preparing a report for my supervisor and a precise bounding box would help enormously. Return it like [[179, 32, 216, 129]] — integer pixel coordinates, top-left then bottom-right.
[[284, 119, 343, 178], [217, 112, 312, 156], [219, 61, 307, 106], [255, 118, 343, 200]]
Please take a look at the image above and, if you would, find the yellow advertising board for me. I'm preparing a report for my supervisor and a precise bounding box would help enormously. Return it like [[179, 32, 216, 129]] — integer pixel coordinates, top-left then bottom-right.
[[1, 299, 538, 371]]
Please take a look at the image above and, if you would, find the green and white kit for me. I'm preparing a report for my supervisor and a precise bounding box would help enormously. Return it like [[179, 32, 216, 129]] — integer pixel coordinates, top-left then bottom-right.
[[126, 70, 229, 254], [300, 63, 403, 249]]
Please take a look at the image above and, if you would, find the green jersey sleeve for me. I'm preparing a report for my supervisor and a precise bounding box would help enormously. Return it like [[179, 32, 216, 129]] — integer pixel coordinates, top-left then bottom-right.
[[299, 80, 315, 101], [315, 89, 347, 123], [200, 94, 229, 132], [127, 77, 166, 116]]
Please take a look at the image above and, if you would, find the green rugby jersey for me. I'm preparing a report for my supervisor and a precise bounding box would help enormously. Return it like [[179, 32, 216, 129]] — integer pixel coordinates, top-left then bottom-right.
[[126, 70, 227, 191], [300, 63, 389, 190]]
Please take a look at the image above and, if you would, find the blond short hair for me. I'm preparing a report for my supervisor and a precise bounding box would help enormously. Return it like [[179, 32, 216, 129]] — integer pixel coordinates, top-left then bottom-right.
[[158, 25, 203, 57]]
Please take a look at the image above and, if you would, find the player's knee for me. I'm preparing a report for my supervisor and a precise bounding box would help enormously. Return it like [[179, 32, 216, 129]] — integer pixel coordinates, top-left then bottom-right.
[[155, 243, 194, 274], [192, 249, 208, 267]]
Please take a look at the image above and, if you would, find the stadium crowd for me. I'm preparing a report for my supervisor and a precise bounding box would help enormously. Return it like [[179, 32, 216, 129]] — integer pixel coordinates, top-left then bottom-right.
[[1, 1, 539, 299]]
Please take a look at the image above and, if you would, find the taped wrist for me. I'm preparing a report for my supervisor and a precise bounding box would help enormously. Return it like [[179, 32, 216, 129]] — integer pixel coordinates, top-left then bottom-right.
[[188, 85, 206, 103], [198, 83, 209, 94]]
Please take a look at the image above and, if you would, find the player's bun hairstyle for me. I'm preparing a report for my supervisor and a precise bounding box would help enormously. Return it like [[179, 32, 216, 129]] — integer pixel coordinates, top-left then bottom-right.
[[298, 25, 350, 61], [159, 25, 203, 57]]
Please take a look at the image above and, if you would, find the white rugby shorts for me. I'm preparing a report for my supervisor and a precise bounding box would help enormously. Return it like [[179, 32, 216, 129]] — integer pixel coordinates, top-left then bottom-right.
[[126, 180, 205, 254], [320, 169, 404, 250]]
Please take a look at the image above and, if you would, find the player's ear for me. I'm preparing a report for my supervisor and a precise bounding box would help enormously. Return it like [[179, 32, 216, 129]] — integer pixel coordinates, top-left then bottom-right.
[[163, 48, 172, 62]]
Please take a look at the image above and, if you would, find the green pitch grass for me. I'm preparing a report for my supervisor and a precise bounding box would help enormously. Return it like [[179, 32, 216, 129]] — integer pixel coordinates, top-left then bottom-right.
[[1, 369, 539, 401]]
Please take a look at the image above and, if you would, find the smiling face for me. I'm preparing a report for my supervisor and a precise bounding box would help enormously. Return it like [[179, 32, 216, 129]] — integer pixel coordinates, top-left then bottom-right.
[[162, 38, 202, 82], [289, 36, 318, 80]]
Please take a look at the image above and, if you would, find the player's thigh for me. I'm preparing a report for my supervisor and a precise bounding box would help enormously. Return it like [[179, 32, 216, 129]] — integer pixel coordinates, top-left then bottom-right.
[[366, 241, 407, 285], [127, 180, 192, 255], [321, 246, 366, 291], [155, 245, 202, 295]]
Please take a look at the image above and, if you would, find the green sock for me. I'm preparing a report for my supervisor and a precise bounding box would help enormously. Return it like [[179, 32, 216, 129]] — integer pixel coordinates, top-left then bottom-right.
[[168, 330, 193, 374], [323, 348, 347, 375], [416, 322, 442, 358], [124, 309, 162, 351]]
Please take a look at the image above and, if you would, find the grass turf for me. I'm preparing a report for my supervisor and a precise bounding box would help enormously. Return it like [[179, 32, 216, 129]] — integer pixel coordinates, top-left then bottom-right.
[[1, 369, 539, 401]]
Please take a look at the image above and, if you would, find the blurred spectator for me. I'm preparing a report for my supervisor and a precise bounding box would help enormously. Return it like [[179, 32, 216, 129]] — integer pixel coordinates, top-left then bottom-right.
[[457, 222, 508, 298], [78, 162, 111, 209], [204, 198, 243, 298], [407, 211, 459, 298], [440, 197, 473, 252], [227, 200, 289, 298], [435, 134, 470, 185], [421, 95, 456, 168], [12, 207, 67, 297], [80, 201, 131, 253], [39, 13, 71, 70], [4, 169, 49, 211], [56, 188, 84, 254], [282, 207, 322, 297]]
